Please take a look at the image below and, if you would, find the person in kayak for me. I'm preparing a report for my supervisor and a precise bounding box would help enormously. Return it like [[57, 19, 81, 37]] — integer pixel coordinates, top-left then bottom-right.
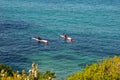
[[64, 34, 67, 40], [63, 33, 67, 40], [37, 36, 41, 40]]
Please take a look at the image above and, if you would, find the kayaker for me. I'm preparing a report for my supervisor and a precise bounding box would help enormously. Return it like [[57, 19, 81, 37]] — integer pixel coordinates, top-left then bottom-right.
[[37, 36, 41, 40], [63, 33, 67, 40]]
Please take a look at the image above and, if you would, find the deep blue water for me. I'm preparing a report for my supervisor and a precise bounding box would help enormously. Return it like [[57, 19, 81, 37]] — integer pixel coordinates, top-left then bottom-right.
[[0, 0, 120, 79]]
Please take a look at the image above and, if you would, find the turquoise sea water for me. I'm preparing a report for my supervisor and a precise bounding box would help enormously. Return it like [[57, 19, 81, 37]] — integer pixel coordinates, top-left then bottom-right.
[[0, 0, 120, 79]]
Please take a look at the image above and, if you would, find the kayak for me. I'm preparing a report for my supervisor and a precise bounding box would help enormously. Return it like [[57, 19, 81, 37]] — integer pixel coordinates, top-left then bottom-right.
[[32, 37, 48, 44], [60, 35, 73, 42]]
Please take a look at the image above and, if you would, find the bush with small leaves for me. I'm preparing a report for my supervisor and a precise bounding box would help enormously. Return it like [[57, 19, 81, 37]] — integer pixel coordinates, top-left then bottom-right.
[[67, 56, 120, 80]]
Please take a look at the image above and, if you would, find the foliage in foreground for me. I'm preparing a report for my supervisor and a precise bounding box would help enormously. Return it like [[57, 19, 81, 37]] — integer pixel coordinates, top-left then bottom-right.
[[67, 56, 120, 80], [0, 56, 120, 80], [0, 63, 13, 77], [0, 63, 56, 80]]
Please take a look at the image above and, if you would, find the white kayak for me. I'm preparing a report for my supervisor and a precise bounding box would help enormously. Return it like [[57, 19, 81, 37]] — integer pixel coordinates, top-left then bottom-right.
[[32, 37, 48, 44], [60, 35, 73, 42]]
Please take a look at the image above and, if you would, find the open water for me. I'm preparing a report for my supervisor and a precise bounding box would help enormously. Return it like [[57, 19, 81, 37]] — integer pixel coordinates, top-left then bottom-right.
[[0, 0, 120, 79]]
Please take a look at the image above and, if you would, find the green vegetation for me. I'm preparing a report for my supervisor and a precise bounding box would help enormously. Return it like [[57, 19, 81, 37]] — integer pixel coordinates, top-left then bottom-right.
[[0, 63, 13, 77], [0, 63, 56, 80], [0, 56, 120, 80], [67, 56, 120, 80]]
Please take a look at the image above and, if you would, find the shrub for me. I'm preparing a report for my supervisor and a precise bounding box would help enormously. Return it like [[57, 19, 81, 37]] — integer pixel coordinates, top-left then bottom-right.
[[0, 63, 56, 80], [67, 56, 120, 80], [0, 63, 13, 76]]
